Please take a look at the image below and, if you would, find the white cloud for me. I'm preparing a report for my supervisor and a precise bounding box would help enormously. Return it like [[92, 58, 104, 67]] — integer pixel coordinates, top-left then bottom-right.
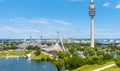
[[103, 2, 110, 7], [29, 18, 50, 25], [9, 18, 71, 25], [13, 29, 41, 33], [52, 20, 71, 25], [115, 3, 120, 9], [0, 25, 41, 34], [69, 0, 85, 2], [0, 18, 72, 38]]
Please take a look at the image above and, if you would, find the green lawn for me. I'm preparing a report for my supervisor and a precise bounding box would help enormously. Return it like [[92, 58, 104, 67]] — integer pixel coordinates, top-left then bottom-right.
[[31, 52, 50, 60], [0, 51, 51, 61], [8, 52, 25, 56], [101, 66, 120, 71], [0, 51, 25, 58], [0, 52, 7, 58], [72, 61, 114, 71]]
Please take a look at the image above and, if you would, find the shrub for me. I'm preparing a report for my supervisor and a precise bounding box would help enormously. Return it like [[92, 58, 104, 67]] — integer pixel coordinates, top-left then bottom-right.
[[115, 56, 120, 67], [46, 57, 51, 61], [54, 59, 64, 71], [25, 50, 31, 54], [34, 50, 41, 56], [86, 57, 95, 65], [86, 56, 104, 65], [64, 54, 86, 70], [103, 54, 113, 61], [26, 45, 40, 50], [40, 57, 46, 61]]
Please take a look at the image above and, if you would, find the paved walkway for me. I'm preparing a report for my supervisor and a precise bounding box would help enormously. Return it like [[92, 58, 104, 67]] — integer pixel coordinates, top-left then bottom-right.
[[92, 64, 116, 71]]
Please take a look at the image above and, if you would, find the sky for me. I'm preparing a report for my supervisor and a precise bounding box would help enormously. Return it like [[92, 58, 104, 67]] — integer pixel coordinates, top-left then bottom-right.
[[0, 0, 120, 39]]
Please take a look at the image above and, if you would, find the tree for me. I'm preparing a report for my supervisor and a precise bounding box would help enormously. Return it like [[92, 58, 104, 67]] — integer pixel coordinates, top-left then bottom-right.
[[115, 56, 120, 67], [64, 53, 85, 70], [34, 49, 41, 56], [103, 54, 113, 61], [26, 45, 41, 56], [64, 51, 71, 58], [57, 51, 64, 59], [116, 50, 120, 56], [84, 47, 95, 57], [54, 59, 64, 71], [45, 42, 52, 46], [86, 56, 95, 65], [57, 51, 71, 59], [86, 55, 104, 65], [96, 50, 104, 56], [26, 45, 35, 50], [68, 47, 76, 54], [26, 45, 40, 50]]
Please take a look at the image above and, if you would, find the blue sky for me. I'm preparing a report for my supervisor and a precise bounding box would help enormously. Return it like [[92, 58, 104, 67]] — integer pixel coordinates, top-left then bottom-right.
[[0, 0, 120, 39]]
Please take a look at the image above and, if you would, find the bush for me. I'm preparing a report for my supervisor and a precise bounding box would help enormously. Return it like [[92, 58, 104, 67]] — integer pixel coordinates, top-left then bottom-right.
[[57, 51, 64, 59], [64, 54, 86, 70], [84, 48, 95, 57], [26, 45, 40, 50], [45, 42, 52, 46], [25, 50, 31, 54], [46, 57, 51, 61], [54, 59, 64, 71], [115, 56, 120, 67], [103, 54, 113, 61], [96, 50, 104, 56], [40, 57, 46, 61], [86, 56, 104, 65], [86, 57, 95, 65], [34, 50, 41, 56]]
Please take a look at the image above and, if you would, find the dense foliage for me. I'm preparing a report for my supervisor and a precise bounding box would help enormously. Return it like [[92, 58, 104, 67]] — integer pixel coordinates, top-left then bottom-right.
[[54, 43, 116, 70], [115, 56, 120, 67], [26, 45, 41, 56], [26, 45, 40, 50], [2, 41, 22, 50], [1, 41, 119, 70], [54, 59, 64, 71]]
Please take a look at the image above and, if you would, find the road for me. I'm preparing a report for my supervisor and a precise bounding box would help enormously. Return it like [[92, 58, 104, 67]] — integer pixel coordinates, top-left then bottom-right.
[[92, 64, 116, 71]]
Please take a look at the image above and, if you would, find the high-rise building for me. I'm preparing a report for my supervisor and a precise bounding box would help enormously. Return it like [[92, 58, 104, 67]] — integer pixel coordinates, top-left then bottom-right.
[[89, 0, 96, 48]]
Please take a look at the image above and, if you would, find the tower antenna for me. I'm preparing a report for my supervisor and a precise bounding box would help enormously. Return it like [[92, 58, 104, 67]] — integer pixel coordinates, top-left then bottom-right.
[[89, 0, 96, 48]]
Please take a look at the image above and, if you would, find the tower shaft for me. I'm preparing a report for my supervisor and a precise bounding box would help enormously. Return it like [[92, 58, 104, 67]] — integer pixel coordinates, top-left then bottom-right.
[[91, 17, 94, 48]]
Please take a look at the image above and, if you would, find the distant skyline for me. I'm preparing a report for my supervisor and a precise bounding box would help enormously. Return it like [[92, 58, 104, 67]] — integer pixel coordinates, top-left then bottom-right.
[[0, 0, 120, 39]]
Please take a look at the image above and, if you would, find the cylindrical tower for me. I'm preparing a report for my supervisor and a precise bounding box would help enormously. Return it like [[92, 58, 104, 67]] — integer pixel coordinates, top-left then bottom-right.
[[89, 0, 96, 48]]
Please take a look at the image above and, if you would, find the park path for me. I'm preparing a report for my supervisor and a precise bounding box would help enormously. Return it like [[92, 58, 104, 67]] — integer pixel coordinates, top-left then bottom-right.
[[92, 64, 116, 71]]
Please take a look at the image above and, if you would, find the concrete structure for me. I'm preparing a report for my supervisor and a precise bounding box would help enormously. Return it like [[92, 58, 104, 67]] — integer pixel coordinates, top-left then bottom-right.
[[42, 43, 63, 53], [60, 38, 66, 52], [89, 0, 96, 48]]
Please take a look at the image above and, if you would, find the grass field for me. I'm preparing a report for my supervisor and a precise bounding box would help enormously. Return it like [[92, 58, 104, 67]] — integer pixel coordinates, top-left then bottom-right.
[[0, 51, 51, 61], [101, 66, 120, 71], [0, 51, 25, 58], [31, 52, 50, 60], [72, 61, 115, 71]]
